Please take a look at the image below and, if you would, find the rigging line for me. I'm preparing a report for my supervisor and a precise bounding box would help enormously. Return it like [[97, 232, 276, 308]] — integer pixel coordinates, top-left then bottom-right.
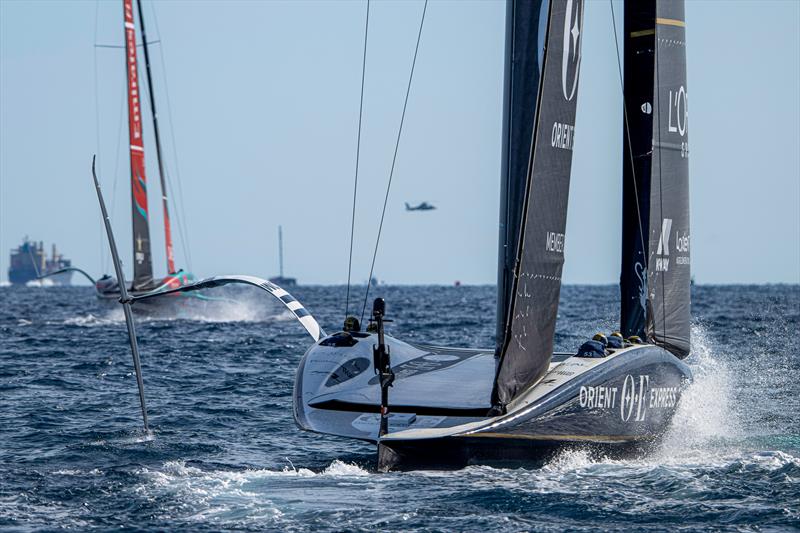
[[345, 0, 370, 320], [94, 0, 104, 271], [360, 0, 428, 323], [150, 1, 192, 271], [107, 84, 127, 274], [609, 0, 648, 301]]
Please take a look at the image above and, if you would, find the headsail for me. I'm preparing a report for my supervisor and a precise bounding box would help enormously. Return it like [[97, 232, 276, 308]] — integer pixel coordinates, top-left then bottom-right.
[[492, 0, 584, 408], [123, 0, 154, 290], [496, 0, 549, 352], [620, 0, 690, 358]]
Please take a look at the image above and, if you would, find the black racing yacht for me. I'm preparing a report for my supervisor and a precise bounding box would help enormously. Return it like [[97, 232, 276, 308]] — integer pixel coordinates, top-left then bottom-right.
[[99, 0, 693, 470]]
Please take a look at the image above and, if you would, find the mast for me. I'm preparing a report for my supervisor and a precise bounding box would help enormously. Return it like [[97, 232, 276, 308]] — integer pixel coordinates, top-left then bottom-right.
[[492, 0, 584, 409], [136, 0, 176, 274], [620, 0, 690, 358], [123, 0, 154, 290]]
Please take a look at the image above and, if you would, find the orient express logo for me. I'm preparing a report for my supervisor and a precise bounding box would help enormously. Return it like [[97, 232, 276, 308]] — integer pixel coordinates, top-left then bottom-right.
[[579, 374, 679, 423], [561, 0, 582, 102]]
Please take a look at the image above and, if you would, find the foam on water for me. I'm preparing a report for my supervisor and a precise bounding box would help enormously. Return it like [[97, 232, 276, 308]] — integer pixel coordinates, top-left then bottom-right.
[[61, 301, 292, 326], [656, 322, 742, 461], [130, 460, 373, 526]]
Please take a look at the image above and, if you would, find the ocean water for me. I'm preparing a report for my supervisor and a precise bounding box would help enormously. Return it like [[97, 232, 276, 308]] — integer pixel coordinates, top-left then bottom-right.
[[1, 284, 798, 531]]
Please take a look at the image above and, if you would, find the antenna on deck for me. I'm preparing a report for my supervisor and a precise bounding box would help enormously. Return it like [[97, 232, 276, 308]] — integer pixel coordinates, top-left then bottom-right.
[[91, 156, 150, 434], [370, 298, 394, 438]]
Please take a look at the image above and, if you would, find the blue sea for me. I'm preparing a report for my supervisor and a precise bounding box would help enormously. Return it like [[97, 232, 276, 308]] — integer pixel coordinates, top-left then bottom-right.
[[1, 284, 798, 531]]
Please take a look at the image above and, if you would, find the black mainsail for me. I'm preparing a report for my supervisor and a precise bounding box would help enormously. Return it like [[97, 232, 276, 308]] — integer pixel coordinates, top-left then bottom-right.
[[620, 0, 690, 358], [493, 0, 584, 408]]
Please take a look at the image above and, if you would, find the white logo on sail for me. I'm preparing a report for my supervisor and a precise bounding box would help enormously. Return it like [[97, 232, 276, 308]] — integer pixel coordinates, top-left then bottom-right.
[[561, 0, 582, 101], [635, 261, 647, 312], [655, 218, 672, 272], [656, 218, 672, 255], [545, 232, 564, 253], [668, 85, 688, 136]]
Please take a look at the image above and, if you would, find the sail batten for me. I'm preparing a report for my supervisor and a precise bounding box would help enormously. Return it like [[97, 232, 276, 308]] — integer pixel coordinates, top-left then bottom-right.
[[123, 0, 154, 290], [493, 0, 584, 408]]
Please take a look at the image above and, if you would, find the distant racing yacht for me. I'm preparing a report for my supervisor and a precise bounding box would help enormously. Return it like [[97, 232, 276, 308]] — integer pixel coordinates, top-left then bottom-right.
[[49, 0, 197, 311]]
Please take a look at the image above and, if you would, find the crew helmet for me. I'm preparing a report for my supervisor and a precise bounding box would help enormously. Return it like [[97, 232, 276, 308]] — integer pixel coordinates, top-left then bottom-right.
[[592, 333, 608, 346]]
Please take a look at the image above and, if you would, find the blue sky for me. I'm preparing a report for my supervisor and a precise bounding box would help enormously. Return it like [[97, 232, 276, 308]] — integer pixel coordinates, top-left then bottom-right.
[[1, 0, 798, 285]]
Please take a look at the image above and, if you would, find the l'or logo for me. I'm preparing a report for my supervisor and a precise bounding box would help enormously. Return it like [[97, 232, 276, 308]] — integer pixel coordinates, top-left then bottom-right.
[[561, 0, 583, 101], [656, 218, 672, 256], [668, 85, 688, 137]]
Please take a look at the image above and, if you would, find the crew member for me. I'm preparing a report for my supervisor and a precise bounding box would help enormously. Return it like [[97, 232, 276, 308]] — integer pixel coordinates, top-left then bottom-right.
[[343, 316, 361, 333], [577, 333, 608, 358], [607, 331, 625, 349]]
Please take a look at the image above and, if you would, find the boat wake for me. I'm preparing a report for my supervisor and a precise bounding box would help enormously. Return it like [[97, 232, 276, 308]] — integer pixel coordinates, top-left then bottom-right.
[[60, 300, 293, 326], [655, 323, 741, 459], [132, 459, 372, 525], [533, 321, 799, 481]]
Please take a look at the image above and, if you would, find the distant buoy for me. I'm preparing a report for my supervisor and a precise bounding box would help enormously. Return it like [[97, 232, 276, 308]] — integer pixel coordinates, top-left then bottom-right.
[[454, 281, 461, 287]]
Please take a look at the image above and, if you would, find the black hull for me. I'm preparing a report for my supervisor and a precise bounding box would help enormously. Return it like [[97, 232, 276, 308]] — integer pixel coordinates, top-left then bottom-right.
[[295, 334, 691, 471], [95, 289, 211, 317], [377, 435, 653, 472], [94, 271, 205, 317]]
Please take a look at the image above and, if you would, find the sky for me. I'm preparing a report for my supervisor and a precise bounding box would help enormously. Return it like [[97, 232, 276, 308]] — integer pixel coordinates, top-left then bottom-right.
[[1, 0, 798, 285]]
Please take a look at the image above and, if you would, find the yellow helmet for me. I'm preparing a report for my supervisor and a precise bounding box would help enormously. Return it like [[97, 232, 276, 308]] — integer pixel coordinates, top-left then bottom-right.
[[610, 331, 624, 339], [592, 333, 608, 346]]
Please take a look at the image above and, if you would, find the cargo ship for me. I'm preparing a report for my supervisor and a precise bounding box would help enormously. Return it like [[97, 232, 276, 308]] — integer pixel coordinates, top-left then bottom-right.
[[8, 237, 73, 286]]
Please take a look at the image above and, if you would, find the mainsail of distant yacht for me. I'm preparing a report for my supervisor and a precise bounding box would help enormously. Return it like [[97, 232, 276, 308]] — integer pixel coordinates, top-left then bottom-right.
[[49, 0, 195, 306], [99, 0, 693, 470]]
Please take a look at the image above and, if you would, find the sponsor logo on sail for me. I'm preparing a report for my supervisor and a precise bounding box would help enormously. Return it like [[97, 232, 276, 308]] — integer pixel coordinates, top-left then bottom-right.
[[675, 230, 690, 265], [545, 232, 565, 253], [655, 218, 672, 272], [635, 261, 648, 312], [561, 0, 582, 101], [135, 235, 145, 265], [668, 85, 688, 136], [551, 121, 575, 150], [641, 102, 652, 114]]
